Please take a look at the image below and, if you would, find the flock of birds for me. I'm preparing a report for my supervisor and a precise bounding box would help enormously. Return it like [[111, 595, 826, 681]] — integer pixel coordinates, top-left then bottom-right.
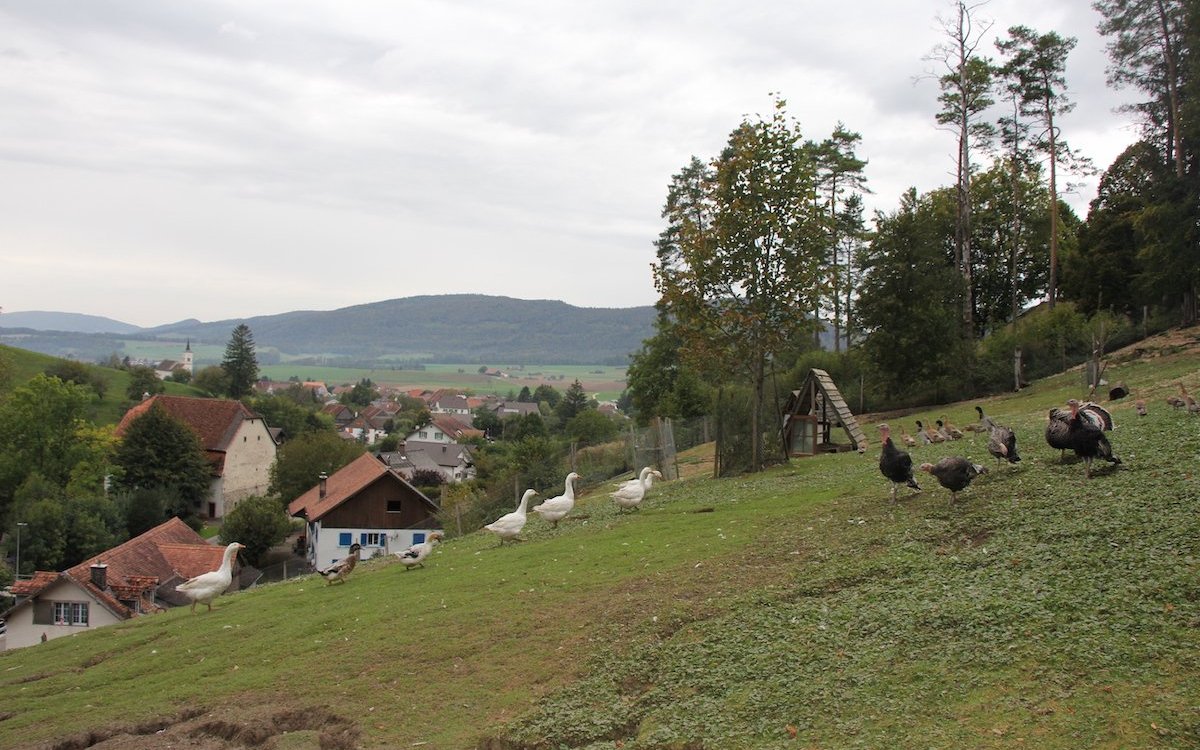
[[876, 389, 1158, 505], [174, 382, 1195, 610]]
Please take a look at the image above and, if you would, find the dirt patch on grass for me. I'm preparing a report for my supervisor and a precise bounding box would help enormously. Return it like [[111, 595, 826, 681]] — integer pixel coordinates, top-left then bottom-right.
[[39, 701, 357, 750]]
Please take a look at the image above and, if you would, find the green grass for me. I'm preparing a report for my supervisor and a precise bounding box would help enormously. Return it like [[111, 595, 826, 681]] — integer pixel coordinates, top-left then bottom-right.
[[1, 343, 1199, 748], [0, 344, 205, 425]]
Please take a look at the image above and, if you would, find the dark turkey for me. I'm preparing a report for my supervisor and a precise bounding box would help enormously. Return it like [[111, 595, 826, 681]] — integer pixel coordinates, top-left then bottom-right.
[[919, 457, 987, 503], [1046, 401, 1113, 460], [1064, 399, 1121, 479], [878, 424, 921, 501]]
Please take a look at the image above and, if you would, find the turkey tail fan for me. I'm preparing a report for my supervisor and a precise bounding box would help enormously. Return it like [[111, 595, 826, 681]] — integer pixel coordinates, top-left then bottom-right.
[[1081, 402, 1114, 431]]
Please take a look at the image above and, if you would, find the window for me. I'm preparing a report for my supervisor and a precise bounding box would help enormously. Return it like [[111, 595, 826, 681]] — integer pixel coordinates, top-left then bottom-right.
[[434, 431, 444, 440], [339, 532, 352, 546], [419, 431, 428, 439], [412, 532, 426, 545], [360, 532, 385, 547], [386, 500, 402, 513], [53, 602, 89, 627]]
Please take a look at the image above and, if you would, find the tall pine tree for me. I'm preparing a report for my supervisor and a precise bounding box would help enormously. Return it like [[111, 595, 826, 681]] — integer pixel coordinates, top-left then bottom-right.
[[221, 324, 259, 399]]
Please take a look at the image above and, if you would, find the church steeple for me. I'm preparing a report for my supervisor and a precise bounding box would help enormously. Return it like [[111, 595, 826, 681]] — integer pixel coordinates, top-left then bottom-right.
[[182, 338, 194, 374]]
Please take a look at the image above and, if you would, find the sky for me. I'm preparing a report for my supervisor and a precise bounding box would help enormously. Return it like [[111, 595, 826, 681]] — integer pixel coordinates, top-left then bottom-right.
[[0, 1, 1143, 328]]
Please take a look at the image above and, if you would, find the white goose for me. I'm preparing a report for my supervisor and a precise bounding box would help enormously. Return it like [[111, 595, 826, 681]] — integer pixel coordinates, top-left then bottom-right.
[[175, 541, 244, 613], [618, 466, 660, 493], [484, 489, 536, 545], [611, 467, 663, 511], [395, 531, 444, 570], [532, 472, 580, 528]]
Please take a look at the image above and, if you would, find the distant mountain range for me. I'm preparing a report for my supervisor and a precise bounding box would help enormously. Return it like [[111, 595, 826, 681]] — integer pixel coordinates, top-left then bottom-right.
[[0, 295, 658, 366]]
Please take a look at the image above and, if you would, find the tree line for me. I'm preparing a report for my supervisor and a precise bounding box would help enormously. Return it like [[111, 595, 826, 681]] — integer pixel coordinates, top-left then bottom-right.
[[626, 0, 1198, 470]]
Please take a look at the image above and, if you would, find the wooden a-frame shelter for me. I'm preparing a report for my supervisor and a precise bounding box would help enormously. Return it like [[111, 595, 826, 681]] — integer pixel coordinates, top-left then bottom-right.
[[781, 369, 867, 456]]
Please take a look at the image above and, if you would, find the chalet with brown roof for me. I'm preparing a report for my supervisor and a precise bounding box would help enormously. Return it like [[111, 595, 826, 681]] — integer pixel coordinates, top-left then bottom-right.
[[321, 402, 355, 427], [1, 518, 236, 651], [403, 440, 476, 483], [116, 395, 278, 519], [288, 453, 440, 570]]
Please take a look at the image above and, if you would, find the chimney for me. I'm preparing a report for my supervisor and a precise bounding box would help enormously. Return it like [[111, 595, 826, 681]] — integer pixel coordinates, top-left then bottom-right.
[[319, 473, 328, 499], [90, 563, 108, 590]]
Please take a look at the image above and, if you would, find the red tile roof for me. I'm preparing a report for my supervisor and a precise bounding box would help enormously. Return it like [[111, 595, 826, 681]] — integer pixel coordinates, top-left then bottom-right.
[[288, 453, 438, 521], [10, 571, 59, 597], [430, 414, 484, 440], [116, 395, 264, 455]]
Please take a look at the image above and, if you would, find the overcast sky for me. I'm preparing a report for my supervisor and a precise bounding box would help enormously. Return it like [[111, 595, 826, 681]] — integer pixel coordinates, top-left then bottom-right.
[[0, 1, 1141, 328]]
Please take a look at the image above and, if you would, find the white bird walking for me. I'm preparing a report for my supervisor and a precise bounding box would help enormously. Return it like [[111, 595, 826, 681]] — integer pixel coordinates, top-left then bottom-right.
[[532, 472, 580, 528], [175, 541, 244, 613], [611, 466, 663, 511], [395, 531, 444, 570], [485, 489, 536, 544]]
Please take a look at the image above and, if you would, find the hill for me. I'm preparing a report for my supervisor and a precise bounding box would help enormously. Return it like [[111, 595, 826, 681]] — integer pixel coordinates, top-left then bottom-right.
[[0, 295, 658, 366], [2, 329, 1199, 748], [0, 310, 141, 334]]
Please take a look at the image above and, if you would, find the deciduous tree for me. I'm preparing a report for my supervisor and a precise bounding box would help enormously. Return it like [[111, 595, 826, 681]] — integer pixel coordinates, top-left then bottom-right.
[[112, 403, 212, 520], [653, 96, 828, 470], [218, 494, 293, 567], [267, 430, 364, 505]]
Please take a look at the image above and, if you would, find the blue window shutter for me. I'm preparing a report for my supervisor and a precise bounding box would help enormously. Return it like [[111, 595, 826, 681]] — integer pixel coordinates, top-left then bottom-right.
[[412, 532, 426, 544], [360, 532, 368, 544], [339, 532, 351, 546]]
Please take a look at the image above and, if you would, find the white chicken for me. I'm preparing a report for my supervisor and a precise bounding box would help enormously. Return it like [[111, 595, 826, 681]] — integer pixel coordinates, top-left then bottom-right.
[[532, 472, 580, 528], [175, 541, 244, 613], [318, 542, 362, 585], [395, 531, 444, 570], [611, 467, 663, 512], [484, 489, 536, 545]]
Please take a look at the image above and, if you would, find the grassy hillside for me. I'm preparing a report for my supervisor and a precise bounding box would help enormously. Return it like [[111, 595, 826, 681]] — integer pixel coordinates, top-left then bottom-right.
[[0, 344, 206, 425], [1, 335, 1199, 748]]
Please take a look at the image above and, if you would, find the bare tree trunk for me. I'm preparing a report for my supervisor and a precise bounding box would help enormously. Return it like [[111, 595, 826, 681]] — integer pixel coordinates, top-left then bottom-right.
[[1047, 103, 1059, 309]]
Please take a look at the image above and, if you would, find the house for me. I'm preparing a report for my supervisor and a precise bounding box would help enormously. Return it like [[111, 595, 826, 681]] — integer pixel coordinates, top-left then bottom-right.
[[429, 393, 472, 420], [321, 402, 355, 427], [288, 453, 441, 571], [403, 440, 476, 483], [490, 400, 542, 419], [0, 518, 238, 650], [116, 395, 278, 519], [340, 415, 386, 445], [405, 414, 484, 444]]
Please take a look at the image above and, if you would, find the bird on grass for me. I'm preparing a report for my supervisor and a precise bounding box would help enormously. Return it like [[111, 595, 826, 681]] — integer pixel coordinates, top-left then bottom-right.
[[611, 466, 663, 512], [939, 418, 964, 440], [395, 531, 444, 571], [975, 406, 1020, 466], [1134, 399, 1147, 417], [919, 458, 987, 504], [898, 426, 918, 448], [1046, 400, 1113, 461], [485, 489, 537, 545], [1064, 398, 1122, 479], [532, 472, 580, 528], [878, 423, 920, 501], [916, 420, 945, 444], [318, 543, 362, 585], [175, 542, 244, 614]]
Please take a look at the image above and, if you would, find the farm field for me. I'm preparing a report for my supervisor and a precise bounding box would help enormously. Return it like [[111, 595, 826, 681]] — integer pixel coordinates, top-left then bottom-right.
[[1, 328, 1198, 748]]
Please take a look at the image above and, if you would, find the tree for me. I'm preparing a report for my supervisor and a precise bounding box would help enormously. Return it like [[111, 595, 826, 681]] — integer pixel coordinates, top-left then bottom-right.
[[929, 0, 996, 335], [1094, 0, 1188, 177], [503, 412, 548, 441], [857, 189, 969, 401], [112, 403, 212, 520], [812, 123, 871, 351], [997, 25, 1088, 310], [221, 324, 259, 399], [125, 365, 164, 401], [268, 430, 364, 505], [517, 386, 533, 403], [343, 378, 378, 407], [555, 379, 590, 423], [531, 384, 561, 409], [63, 495, 123, 568], [472, 406, 504, 440], [653, 96, 828, 470], [219, 494, 293, 567], [19, 498, 67, 574], [115, 487, 175, 537], [625, 319, 712, 424], [0, 374, 94, 528], [192, 365, 231, 397], [44, 359, 107, 399], [247, 394, 325, 441], [564, 409, 619, 447]]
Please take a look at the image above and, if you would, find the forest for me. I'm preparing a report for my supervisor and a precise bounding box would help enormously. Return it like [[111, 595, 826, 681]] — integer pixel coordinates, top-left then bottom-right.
[[626, 0, 1199, 470]]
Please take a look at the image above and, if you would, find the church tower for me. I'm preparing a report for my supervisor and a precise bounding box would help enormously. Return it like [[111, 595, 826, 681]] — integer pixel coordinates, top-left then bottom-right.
[[182, 339, 194, 374]]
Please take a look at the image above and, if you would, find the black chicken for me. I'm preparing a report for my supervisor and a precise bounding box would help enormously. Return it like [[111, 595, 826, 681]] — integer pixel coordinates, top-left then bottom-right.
[[919, 457, 987, 503], [975, 406, 1020, 465], [1046, 400, 1113, 460], [1064, 399, 1122, 479], [878, 424, 921, 501]]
